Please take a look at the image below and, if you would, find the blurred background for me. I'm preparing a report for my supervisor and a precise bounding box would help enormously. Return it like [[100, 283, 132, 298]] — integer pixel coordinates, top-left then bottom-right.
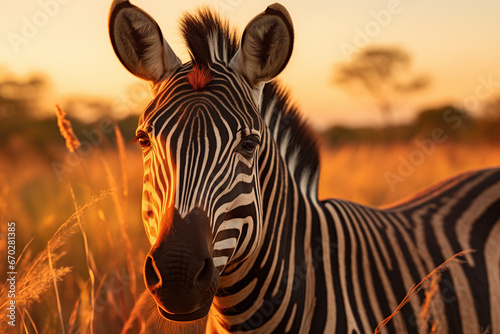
[[1, 0, 500, 333]]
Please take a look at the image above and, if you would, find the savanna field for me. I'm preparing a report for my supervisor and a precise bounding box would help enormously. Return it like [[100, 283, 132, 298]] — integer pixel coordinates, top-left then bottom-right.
[[1, 1, 500, 329], [0, 103, 499, 333]]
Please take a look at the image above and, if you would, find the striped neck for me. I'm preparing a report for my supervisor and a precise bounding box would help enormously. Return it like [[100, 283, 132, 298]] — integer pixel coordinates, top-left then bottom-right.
[[207, 90, 327, 332], [260, 82, 320, 199]]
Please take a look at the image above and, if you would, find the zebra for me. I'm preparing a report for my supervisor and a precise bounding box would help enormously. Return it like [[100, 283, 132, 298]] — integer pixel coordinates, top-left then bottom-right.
[[108, 0, 500, 333]]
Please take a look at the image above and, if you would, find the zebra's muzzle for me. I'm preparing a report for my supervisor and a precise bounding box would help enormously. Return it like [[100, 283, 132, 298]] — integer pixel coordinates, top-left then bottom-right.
[[144, 207, 219, 321], [157, 295, 214, 322]]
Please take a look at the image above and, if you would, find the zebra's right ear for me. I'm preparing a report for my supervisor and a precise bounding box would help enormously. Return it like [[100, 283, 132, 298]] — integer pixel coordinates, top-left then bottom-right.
[[108, 0, 181, 84], [229, 3, 294, 89]]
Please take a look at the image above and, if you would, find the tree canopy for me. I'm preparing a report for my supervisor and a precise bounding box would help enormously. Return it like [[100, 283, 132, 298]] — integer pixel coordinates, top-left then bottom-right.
[[334, 46, 430, 123]]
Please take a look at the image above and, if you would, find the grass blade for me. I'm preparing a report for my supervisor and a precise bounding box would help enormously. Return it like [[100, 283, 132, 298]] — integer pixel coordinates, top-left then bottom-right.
[[48, 240, 66, 334], [70, 187, 95, 334], [374, 249, 475, 334]]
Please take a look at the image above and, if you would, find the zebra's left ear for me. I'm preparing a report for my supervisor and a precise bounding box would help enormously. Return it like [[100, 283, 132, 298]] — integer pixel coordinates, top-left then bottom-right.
[[108, 0, 181, 85], [229, 3, 294, 89]]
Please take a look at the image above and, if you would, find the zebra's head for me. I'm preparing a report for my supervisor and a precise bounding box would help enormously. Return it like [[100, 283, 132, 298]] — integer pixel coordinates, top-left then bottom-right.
[[109, 0, 293, 322]]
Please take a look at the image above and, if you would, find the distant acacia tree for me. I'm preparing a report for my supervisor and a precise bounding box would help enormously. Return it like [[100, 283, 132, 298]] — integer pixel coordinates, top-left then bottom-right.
[[333, 46, 430, 123]]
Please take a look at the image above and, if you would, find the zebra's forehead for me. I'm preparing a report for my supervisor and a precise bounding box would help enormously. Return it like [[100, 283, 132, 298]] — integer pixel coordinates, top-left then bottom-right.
[[138, 62, 262, 137]]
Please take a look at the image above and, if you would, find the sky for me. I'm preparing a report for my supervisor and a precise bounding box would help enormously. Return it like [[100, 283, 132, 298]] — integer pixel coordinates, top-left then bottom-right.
[[1, 0, 500, 129]]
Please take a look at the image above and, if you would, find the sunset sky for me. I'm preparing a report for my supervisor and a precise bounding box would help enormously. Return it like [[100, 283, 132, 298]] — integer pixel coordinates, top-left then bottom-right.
[[2, 0, 500, 128]]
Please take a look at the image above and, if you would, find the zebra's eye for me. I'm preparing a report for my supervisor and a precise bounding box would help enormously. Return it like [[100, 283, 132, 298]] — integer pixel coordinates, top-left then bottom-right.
[[238, 136, 260, 158], [135, 132, 151, 149]]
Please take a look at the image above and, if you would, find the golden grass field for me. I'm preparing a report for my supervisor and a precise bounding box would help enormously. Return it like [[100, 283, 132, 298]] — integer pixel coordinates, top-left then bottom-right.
[[318, 142, 500, 206], [0, 123, 499, 333]]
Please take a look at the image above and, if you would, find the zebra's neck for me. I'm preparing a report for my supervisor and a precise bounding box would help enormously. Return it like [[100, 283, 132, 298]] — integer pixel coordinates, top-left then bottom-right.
[[259, 82, 321, 199], [208, 86, 334, 332]]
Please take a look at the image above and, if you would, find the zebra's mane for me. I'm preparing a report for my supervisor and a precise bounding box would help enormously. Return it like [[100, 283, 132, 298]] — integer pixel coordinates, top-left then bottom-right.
[[260, 82, 321, 197], [180, 8, 238, 66], [180, 8, 321, 197]]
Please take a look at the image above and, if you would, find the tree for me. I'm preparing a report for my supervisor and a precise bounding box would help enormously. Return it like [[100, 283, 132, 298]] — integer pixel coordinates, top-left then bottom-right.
[[333, 46, 430, 123]]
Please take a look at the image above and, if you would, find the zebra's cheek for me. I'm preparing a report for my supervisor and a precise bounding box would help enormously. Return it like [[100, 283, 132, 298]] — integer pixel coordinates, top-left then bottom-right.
[[142, 207, 158, 246]]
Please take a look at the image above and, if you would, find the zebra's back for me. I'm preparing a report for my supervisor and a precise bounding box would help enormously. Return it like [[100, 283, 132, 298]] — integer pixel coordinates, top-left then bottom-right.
[[321, 168, 500, 333]]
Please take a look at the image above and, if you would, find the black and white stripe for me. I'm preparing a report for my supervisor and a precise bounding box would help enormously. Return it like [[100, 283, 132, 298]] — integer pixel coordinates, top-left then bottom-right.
[[209, 83, 500, 332]]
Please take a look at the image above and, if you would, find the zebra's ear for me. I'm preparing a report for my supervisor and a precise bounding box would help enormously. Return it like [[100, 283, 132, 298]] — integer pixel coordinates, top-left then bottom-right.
[[108, 0, 181, 84], [229, 3, 294, 89]]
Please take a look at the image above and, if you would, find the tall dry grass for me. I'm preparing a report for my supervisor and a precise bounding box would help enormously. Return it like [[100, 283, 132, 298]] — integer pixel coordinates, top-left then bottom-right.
[[0, 108, 150, 333], [0, 190, 111, 333]]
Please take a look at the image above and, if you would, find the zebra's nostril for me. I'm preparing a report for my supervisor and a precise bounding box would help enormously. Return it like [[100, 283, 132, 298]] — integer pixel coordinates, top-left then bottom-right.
[[144, 255, 161, 288], [194, 258, 214, 290]]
